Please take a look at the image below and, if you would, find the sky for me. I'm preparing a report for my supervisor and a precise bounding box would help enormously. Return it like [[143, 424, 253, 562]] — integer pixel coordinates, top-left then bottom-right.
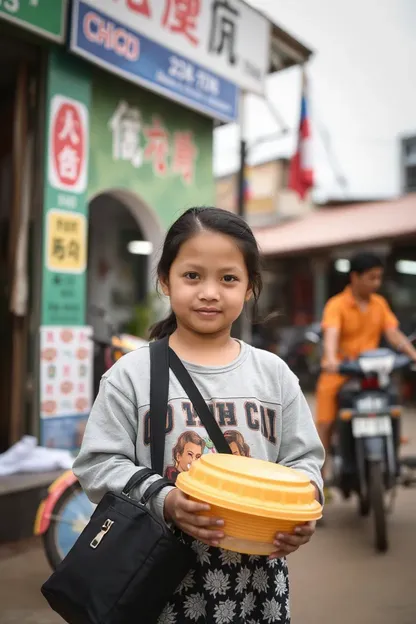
[[213, 0, 416, 202]]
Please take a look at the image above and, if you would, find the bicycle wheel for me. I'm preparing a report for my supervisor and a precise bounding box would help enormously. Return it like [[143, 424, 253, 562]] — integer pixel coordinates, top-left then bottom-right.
[[43, 481, 95, 569]]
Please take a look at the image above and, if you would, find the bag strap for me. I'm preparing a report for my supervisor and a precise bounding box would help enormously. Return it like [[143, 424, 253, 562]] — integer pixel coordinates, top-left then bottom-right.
[[122, 467, 156, 496], [149, 337, 170, 475], [141, 477, 172, 506], [168, 348, 232, 455]]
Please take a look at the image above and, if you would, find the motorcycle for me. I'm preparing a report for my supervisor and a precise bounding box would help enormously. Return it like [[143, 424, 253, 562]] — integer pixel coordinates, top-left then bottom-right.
[[34, 311, 147, 569], [306, 325, 416, 553]]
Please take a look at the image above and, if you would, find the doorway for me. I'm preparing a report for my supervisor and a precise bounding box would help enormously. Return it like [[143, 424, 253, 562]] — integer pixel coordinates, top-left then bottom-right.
[[87, 191, 163, 390]]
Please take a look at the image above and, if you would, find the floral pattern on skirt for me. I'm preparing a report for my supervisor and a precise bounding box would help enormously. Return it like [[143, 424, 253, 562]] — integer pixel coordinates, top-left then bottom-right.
[[157, 533, 290, 624]]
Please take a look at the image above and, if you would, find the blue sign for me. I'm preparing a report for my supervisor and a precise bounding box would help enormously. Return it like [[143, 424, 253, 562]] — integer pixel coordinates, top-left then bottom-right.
[[70, 1, 239, 123]]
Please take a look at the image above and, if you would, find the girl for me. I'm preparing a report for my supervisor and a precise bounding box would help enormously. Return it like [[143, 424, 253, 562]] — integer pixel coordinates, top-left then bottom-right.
[[74, 207, 324, 624]]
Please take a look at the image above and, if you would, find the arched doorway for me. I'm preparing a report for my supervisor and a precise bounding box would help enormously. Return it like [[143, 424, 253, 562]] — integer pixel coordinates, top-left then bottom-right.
[[87, 189, 164, 357]]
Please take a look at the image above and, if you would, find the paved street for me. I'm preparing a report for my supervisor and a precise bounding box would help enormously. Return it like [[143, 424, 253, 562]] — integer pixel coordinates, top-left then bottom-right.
[[0, 407, 415, 624]]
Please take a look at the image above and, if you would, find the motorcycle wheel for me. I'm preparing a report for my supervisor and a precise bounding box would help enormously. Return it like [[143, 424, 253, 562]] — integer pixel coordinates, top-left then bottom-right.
[[369, 460, 388, 553], [43, 481, 95, 569]]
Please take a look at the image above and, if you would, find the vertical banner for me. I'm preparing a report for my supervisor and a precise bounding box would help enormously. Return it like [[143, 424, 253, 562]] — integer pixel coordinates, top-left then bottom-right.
[[42, 51, 91, 326], [40, 50, 92, 448]]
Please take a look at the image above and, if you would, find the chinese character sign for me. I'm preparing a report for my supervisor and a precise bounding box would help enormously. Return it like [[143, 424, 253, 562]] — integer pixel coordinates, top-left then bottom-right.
[[72, 0, 239, 123], [87, 67, 215, 233], [144, 116, 170, 175], [42, 51, 91, 327], [172, 130, 198, 185], [162, 0, 200, 46], [48, 95, 89, 193], [74, 0, 269, 95], [209, 0, 239, 65], [108, 101, 143, 168], [108, 101, 198, 184], [127, 0, 151, 16], [46, 210, 87, 273]]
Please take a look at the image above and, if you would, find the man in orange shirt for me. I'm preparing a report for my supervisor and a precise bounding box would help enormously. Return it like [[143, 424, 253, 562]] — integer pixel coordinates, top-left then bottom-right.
[[316, 252, 416, 489]]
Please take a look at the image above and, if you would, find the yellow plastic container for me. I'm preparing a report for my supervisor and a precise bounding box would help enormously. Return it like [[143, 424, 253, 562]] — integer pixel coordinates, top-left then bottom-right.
[[176, 454, 322, 555]]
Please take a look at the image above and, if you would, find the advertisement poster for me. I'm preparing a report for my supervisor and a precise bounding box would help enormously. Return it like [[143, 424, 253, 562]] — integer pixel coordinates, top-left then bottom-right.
[[42, 52, 92, 326], [40, 326, 93, 450]]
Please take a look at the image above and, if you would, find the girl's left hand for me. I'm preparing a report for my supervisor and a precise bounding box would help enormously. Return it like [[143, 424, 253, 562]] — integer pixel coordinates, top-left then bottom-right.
[[269, 521, 316, 560]]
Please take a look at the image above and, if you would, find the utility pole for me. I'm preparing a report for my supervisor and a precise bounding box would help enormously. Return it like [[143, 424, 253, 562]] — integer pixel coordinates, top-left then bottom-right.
[[233, 94, 252, 342], [237, 140, 247, 220], [232, 95, 290, 342]]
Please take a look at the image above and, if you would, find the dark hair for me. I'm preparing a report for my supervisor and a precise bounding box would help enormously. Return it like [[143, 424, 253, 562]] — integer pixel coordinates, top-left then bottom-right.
[[349, 252, 384, 277], [149, 206, 262, 339]]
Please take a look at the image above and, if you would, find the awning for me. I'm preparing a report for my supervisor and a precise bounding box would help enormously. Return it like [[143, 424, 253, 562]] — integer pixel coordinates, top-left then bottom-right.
[[254, 194, 416, 256]]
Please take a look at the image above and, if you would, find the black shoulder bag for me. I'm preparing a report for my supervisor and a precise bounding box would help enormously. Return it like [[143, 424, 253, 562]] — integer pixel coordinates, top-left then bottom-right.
[[41, 337, 231, 624]]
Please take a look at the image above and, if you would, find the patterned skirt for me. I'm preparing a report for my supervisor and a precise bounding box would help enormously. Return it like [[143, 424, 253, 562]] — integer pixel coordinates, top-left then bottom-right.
[[157, 533, 290, 624]]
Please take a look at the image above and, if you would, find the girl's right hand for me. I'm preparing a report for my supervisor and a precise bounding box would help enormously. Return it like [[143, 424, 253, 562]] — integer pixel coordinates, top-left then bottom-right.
[[164, 488, 225, 546]]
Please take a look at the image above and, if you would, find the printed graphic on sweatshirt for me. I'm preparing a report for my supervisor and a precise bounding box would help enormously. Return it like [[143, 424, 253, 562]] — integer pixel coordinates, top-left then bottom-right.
[[224, 430, 251, 457], [164, 431, 206, 483], [143, 399, 278, 449], [164, 430, 251, 484], [201, 431, 251, 458]]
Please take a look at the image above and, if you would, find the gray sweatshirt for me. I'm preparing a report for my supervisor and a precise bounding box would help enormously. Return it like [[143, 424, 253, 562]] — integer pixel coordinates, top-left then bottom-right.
[[73, 342, 324, 522]]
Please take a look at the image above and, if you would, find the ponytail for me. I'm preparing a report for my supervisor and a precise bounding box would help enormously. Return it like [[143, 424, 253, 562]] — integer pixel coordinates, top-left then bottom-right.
[[149, 310, 177, 340]]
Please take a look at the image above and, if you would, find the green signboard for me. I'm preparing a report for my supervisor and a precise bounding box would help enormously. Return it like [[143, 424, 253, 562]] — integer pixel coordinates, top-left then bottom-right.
[[0, 0, 67, 42], [88, 69, 215, 230], [41, 50, 91, 326]]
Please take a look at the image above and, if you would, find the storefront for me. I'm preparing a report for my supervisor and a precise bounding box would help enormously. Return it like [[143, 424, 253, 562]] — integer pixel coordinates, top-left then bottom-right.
[[0, 0, 313, 454], [39, 47, 217, 448], [2, 0, 290, 452]]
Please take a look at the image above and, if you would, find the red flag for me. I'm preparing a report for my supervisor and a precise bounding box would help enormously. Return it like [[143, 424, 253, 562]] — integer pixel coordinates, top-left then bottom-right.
[[289, 72, 313, 199]]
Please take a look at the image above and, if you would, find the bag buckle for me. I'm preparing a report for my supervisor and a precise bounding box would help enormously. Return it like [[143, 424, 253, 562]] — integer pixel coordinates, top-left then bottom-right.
[[90, 519, 114, 549]]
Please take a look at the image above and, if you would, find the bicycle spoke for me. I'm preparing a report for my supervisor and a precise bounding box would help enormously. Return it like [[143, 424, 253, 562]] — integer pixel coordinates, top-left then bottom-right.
[[48, 514, 78, 526]]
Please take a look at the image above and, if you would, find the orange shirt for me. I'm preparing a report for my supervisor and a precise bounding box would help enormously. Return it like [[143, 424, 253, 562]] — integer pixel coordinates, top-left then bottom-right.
[[321, 286, 398, 360]]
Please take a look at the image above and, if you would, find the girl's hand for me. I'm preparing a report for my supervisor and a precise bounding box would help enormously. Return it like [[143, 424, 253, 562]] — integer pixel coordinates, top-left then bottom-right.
[[269, 521, 316, 560], [164, 488, 225, 546]]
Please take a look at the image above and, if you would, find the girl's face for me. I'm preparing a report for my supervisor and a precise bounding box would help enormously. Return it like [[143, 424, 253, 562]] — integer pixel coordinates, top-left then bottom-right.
[[161, 231, 252, 336]]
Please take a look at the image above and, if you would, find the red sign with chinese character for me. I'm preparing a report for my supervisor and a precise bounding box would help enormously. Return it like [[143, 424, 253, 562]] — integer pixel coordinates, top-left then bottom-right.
[[52, 103, 84, 188], [162, 0, 200, 45], [126, 0, 151, 16], [48, 95, 89, 193], [144, 116, 170, 175], [172, 130, 198, 184]]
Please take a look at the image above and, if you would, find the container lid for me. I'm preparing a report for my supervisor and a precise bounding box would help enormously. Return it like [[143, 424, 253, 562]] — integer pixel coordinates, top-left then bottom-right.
[[177, 454, 322, 521]]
